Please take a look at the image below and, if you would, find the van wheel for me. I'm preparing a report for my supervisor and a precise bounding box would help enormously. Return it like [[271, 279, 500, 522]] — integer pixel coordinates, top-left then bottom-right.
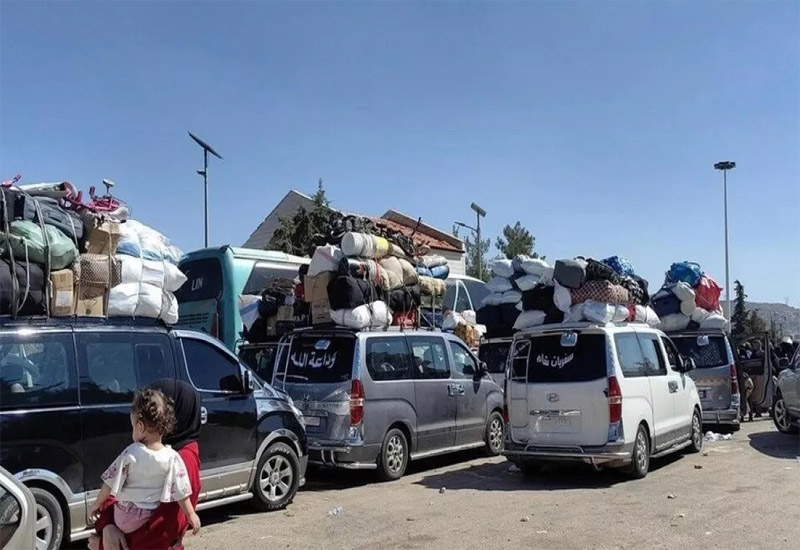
[[30, 487, 63, 550], [377, 428, 408, 481], [484, 412, 504, 456], [623, 425, 650, 479], [252, 442, 301, 512], [688, 409, 703, 453]]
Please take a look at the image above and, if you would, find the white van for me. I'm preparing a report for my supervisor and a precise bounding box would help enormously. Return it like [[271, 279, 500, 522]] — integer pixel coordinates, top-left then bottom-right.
[[503, 322, 703, 478]]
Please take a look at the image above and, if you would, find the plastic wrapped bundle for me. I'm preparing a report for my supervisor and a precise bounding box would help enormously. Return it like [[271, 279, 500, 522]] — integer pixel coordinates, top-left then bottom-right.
[[418, 254, 448, 269], [666, 261, 703, 287], [308, 245, 345, 277], [0, 220, 78, 271], [429, 264, 450, 280], [341, 232, 390, 259], [514, 274, 540, 292], [117, 220, 182, 264], [513, 256, 550, 277], [487, 276, 513, 293], [659, 313, 691, 333], [330, 300, 392, 329], [116, 255, 187, 293], [108, 283, 178, 324], [513, 310, 547, 331], [489, 258, 515, 278]]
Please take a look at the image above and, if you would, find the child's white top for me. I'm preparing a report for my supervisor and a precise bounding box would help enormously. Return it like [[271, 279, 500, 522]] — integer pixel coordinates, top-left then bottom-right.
[[102, 442, 192, 510]]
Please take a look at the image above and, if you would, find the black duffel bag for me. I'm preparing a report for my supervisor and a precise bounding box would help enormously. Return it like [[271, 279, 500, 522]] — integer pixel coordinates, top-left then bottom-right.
[[0, 259, 47, 316], [522, 284, 555, 312], [388, 285, 421, 313], [327, 275, 381, 311], [23, 196, 84, 245]]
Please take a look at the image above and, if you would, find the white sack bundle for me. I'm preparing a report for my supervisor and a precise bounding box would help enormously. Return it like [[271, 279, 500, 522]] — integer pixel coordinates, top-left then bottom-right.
[[513, 310, 547, 331]]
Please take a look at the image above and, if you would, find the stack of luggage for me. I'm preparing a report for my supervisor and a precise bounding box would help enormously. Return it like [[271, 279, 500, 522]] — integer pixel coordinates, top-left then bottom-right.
[[239, 278, 299, 342], [476, 255, 553, 337], [651, 261, 726, 332], [1, 180, 185, 323], [302, 232, 446, 330]]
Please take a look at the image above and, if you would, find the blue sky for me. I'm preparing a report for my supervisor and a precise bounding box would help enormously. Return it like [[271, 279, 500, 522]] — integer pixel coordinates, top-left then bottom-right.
[[1, 1, 798, 305]]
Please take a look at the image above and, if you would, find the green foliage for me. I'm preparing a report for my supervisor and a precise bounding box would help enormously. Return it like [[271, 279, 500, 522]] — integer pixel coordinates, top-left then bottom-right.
[[268, 179, 331, 256], [731, 280, 748, 346], [495, 222, 543, 260]]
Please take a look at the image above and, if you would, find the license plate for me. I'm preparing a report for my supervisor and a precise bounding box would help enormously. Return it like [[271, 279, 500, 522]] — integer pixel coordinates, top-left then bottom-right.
[[541, 415, 572, 427], [303, 415, 321, 427]]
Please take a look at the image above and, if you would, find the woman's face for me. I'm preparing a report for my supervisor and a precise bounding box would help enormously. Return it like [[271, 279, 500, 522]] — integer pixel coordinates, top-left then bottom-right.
[[130, 412, 147, 443]]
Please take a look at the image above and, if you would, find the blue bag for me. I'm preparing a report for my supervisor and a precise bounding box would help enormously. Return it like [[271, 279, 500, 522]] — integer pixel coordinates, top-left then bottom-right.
[[666, 261, 702, 287], [602, 256, 636, 277], [416, 266, 433, 278], [429, 264, 450, 280], [651, 290, 681, 318]]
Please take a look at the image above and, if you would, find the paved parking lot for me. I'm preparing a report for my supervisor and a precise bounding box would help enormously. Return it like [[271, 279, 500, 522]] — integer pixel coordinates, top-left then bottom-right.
[[83, 419, 800, 550]]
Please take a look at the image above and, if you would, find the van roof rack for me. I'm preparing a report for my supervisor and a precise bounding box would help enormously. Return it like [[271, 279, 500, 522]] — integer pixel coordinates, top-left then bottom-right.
[[290, 324, 442, 335], [0, 316, 170, 329], [516, 320, 654, 335]]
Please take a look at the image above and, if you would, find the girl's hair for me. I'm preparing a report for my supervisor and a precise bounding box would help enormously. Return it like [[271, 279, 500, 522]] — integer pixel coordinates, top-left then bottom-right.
[[131, 388, 176, 436]]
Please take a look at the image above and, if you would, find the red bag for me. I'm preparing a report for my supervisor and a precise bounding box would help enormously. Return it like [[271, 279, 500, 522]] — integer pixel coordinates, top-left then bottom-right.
[[695, 275, 721, 311], [392, 310, 417, 328]]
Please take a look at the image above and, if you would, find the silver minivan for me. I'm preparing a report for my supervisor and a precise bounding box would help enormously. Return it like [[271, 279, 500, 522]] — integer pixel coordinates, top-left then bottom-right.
[[669, 331, 741, 429], [273, 327, 504, 480]]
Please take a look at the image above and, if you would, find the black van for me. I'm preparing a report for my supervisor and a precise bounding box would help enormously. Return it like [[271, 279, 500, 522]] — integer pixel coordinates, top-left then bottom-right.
[[0, 318, 307, 550]]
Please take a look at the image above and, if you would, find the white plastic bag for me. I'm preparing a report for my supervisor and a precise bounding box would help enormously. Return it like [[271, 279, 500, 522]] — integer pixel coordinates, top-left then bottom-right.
[[490, 259, 515, 278], [553, 281, 572, 313], [680, 299, 697, 316], [671, 282, 696, 303], [330, 301, 392, 329], [514, 256, 550, 277], [564, 304, 585, 323], [583, 300, 615, 323], [117, 255, 187, 292], [514, 274, 540, 292], [442, 311, 466, 331], [461, 310, 477, 325], [659, 313, 691, 332], [538, 267, 555, 286], [481, 292, 503, 307], [487, 276, 513, 293], [700, 314, 728, 331], [117, 220, 182, 264], [501, 290, 522, 304], [691, 307, 711, 324], [513, 310, 546, 330], [635, 305, 661, 327], [613, 304, 630, 323]]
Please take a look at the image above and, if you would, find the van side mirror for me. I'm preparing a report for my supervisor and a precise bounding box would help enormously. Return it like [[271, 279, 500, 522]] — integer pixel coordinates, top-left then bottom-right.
[[478, 361, 489, 377], [241, 367, 254, 394], [680, 355, 696, 373]]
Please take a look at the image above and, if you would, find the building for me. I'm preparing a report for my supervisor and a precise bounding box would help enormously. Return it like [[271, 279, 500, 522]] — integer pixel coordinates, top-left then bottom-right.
[[243, 189, 466, 275]]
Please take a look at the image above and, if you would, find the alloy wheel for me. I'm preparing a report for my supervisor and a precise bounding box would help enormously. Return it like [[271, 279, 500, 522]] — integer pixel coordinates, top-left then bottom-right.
[[259, 455, 294, 503], [34, 503, 52, 550], [386, 434, 405, 474]]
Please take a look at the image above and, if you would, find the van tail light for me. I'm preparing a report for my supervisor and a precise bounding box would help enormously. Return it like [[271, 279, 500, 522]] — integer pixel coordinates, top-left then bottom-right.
[[608, 376, 622, 424], [729, 364, 739, 395], [350, 379, 365, 427], [502, 379, 509, 423]]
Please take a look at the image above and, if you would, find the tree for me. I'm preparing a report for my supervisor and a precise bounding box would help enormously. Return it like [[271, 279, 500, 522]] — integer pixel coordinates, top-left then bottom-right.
[[744, 309, 768, 340], [269, 179, 331, 256], [495, 221, 543, 259], [730, 280, 748, 346], [454, 226, 490, 282]]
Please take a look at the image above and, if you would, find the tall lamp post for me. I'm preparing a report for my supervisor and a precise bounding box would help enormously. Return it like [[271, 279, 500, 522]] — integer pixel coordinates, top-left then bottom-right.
[[714, 161, 736, 323], [189, 132, 223, 248], [470, 202, 486, 280]]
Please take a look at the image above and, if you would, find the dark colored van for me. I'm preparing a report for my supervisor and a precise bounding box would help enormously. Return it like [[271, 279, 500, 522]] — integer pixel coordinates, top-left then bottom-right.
[[0, 318, 307, 550]]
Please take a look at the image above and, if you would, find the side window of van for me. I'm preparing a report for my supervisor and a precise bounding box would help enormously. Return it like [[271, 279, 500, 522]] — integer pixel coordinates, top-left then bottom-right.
[[0, 332, 77, 410], [450, 341, 479, 378], [183, 338, 243, 393], [615, 334, 647, 378], [366, 337, 412, 381], [408, 337, 450, 380], [638, 334, 667, 376], [660, 337, 680, 371], [77, 332, 176, 404]]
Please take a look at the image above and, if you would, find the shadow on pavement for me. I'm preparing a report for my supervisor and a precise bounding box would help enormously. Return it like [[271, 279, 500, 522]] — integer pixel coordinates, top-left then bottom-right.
[[748, 430, 800, 459]]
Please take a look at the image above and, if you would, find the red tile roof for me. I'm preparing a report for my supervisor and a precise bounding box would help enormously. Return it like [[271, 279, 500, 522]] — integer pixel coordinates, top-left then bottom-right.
[[367, 216, 463, 253]]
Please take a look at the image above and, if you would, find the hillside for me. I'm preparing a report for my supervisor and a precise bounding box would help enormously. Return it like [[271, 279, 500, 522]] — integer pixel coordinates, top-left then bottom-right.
[[722, 301, 800, 338]]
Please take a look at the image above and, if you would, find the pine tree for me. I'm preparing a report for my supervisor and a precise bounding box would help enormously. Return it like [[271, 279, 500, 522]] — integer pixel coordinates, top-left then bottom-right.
[[269, 179, 331, 256], [495, 222, 543, 259], [730, 280, 748, 347], [744, 309, 768, 340]]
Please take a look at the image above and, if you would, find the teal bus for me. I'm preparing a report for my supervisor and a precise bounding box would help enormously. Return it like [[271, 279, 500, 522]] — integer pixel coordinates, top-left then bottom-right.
[[175, 246, 309, 352]]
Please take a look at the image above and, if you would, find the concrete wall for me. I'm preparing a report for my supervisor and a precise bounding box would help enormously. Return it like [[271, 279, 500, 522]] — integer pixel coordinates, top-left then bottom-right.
[[243, 190, 314, 249]]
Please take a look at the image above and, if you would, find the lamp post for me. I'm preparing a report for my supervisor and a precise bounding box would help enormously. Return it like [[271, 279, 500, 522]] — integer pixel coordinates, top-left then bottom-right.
[[470, 202, 486, 280], [189, 132, 223, 248], [714, 161, 736, 322]]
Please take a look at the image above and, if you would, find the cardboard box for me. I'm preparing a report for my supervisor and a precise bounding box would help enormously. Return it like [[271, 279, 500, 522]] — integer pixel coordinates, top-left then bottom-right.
[[75, 284, 106, 317], [85, 221, 122, 255], [306, 272, 333, 325], [50, 269, 75, 316], [276, 305, 294, 322]]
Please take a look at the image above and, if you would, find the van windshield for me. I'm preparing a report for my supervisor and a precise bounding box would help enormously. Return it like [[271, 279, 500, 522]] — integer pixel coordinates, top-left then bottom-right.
[[479, 341, 511, 374], [278, 334, 355, 384], [672, 335, 730, 369], [521, 333, 607, 383]]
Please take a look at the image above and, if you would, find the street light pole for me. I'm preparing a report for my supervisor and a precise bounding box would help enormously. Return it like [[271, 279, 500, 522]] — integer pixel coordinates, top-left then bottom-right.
[[714, 161, 736, 322], [471, 202, 486, 280], [189, 132, 223, 248]]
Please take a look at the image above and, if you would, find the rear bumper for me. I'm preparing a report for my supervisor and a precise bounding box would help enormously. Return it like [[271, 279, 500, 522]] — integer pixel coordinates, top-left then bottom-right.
[[307, 440, 379, 470], [702, 408, 740, 426], [503, 439, 634, 465]]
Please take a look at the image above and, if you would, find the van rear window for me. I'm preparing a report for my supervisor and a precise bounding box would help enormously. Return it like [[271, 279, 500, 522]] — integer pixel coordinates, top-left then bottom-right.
[[523, 333, 607, 383], [278, 335, 354, 384], [672, 336, 730, 369]]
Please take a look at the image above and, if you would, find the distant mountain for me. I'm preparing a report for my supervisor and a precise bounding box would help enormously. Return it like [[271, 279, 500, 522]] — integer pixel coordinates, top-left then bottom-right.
[[722, 301, 800, 339]]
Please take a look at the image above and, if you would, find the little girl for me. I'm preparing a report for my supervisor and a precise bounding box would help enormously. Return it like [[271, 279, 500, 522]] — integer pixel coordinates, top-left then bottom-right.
[[89, 388, 201, 535]]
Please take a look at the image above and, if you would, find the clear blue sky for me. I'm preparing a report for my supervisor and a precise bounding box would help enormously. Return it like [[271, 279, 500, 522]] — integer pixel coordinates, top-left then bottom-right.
[[1, 1, 798, 305]]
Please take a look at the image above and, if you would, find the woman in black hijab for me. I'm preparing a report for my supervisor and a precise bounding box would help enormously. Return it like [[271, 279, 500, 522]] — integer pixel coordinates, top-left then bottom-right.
[[91, 379, 203, 550]]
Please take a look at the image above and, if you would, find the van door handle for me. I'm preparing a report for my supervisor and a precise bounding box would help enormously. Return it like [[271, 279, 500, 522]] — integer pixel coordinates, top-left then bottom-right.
[[456, 384, 466, 396], [200, 406, 208, 425], [668, 381, 679, 393]]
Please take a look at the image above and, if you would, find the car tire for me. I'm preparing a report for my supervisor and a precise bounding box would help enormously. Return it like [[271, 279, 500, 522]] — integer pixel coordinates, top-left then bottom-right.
[[688, 409, 703, 453], [484, 412, 504, 456], [772, 394, 800, 435], [30, 487, 63, 550], [623, 424, 650, 479], [377, 428, 408, 481], [252, 442, 301, 512]]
